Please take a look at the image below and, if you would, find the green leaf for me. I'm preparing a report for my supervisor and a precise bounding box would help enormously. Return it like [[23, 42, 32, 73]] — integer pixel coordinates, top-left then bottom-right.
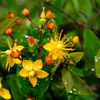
[[71, 71, 93, 95], [7, 75, 23, 100], [0, 17, 18, 36], [72, 67, 84, 77], [38, 19, 47, 26], [0, 35, 13, 51], [0, 53, 7, 69], [12, 31, 28, 46], [62, 68, 74, 93], [52, 75, 64, 90], [16, 65, 32, 99], [69, 52, 84, 63], [84, 29, 100, 68], [95, 49, 100, 77], [51, 59, 62, 77], [61, 67, 93, 95]]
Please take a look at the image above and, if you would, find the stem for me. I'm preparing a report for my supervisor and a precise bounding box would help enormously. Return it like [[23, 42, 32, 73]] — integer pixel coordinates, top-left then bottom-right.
[[18, 57, 23, 61], [42, 19, 49, 29], [10, 35, 19, 45], [38, 46, 43, 48], [36, 48, 41, 60], [27, 16, 40, 30], [49, 30, 52, 42], [39, 30, 42, 44], [0, 41, 8, 46], [23, 47, 29, 49]]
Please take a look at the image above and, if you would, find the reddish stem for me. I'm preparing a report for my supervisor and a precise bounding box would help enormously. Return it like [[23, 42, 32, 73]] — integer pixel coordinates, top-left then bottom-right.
[[10, 35, 19, 45], [18, 57, 23, 61], [27, 16, 40, 30], [42, 19, 49, 29], [49, 30, 52, 42], [0, 41, 8, 46]]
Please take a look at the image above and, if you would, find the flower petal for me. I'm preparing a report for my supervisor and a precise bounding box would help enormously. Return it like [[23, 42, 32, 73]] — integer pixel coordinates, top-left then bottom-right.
[[13, 58, 21, 64], [19, 69, 29, 77], [1, 88, 11, 99], [29, 76, 37, 87], [6, 56, 15, 70], [22, 60, 33, 71], [13, 45, 24, 51], [5, 50, 11, 55], [36, 70, 49, 78], [33, 60, 43, 70], [43, 42, 55, 51]]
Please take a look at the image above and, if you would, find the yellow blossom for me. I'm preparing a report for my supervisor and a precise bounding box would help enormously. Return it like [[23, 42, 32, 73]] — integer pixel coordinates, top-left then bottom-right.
[[0, 78, 11, 100], [43, 31, 74, 60], [4, 40, 24, 71], [19, 60, 49, 87]]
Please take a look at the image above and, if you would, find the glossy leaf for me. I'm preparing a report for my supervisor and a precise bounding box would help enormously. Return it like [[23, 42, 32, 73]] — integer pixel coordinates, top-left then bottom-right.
[[69, 52, 84, 64], [95, 49, 100, 78], [0, 35, 13, 51], [62, 68, 74, 93], [12, 31, 28, 47], [84, 29, 100, 68], [7, 75, 23, 100], [0, 17, 18, 36], [71, 71, 93, 95], [52, 75, 64, 90], [0, 53, 7, 69]]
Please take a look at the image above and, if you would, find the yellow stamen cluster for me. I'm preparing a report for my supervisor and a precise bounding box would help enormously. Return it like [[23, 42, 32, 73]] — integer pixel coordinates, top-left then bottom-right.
[[43, 31, 74, 60]]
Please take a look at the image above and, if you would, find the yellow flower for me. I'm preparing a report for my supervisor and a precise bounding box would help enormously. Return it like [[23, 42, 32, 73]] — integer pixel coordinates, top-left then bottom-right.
[[4, 40, 24, 71], [19, 60, 49, 87], [0, 78, 11, 100], [43, 31, 74, 60]]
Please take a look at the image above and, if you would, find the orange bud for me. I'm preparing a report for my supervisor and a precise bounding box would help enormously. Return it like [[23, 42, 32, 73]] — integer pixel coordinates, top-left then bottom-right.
[[72, 36, 79, 44], [11, 50, 20, 58], [6, 11, 16, 19], [27, 98, 33, 100], [5, 27, 13, 35], [28, 36, 35, 45], [16, 18, 23, 26], [45, 56, 55, 65], [46, 10, 55, 19], [21, 8, 30, 17], [46, 21, 55, 31]]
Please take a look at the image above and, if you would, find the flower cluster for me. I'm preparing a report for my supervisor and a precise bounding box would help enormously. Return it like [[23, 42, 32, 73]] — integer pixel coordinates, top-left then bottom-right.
[[0, 8, 79, 99]]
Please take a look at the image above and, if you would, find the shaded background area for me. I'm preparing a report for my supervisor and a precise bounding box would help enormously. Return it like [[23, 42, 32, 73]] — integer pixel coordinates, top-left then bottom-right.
[[0, 0, 100, 100]]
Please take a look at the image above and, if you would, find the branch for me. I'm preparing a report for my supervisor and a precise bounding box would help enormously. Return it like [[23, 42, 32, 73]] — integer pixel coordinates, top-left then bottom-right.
[[90, 0, 100, 15], [45, 2, 100, 32]]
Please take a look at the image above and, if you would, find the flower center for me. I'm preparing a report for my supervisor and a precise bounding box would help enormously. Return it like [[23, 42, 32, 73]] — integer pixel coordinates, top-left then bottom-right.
[[56, 43, 62, 49], [29, 71, 35, 77], [11, 50, 20, 58]]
